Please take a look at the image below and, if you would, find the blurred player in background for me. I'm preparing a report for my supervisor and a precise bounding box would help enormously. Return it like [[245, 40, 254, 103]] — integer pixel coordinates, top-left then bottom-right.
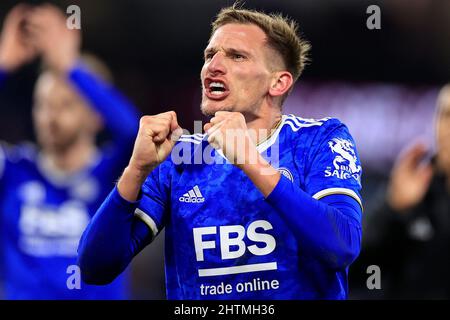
[[78, 6, 363, 299], [364, 84, 450, 299], [0, 4, 139, 299]]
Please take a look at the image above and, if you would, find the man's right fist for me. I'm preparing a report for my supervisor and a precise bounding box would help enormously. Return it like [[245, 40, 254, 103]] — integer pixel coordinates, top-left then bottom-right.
[[128, 111, 183, 176], [118, 111, 182, 202]]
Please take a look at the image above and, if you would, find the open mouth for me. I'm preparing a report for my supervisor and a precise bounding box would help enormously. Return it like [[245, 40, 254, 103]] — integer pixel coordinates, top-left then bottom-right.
[[204, 78, 230, 100]]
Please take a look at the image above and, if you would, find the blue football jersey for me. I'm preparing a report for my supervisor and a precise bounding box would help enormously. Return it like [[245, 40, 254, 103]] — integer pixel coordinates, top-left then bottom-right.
[[0, 143, 128, 299], [134, 114, 363, 300]]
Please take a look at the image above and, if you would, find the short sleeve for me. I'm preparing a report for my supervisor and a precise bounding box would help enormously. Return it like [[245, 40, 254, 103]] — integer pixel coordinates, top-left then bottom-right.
[[133, 161, 172, 237], [303, 120, 363, 209]]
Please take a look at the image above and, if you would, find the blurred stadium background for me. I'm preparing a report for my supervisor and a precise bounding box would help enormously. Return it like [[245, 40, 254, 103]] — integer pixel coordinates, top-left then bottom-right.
[[1, 0, 449, 299]]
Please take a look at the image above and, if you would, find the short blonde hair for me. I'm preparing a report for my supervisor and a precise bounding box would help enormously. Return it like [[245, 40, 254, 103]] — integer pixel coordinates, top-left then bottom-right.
[[211, 5, 311, 85]]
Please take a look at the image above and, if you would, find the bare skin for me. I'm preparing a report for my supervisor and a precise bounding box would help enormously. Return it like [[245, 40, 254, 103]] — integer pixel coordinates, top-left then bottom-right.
[[387, 142, 434, 212]]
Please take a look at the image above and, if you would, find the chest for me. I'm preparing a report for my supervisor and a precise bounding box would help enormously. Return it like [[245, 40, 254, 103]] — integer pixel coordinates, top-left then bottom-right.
[[1, 164, 100, 239], [168, 147, 303, 242]]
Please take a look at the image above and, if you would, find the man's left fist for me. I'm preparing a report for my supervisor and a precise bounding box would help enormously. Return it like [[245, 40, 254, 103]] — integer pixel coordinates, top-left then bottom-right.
[[204, 111, 258, 165]]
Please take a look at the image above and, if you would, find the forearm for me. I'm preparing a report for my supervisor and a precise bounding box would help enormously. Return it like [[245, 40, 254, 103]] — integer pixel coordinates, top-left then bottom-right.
[[263, 175, 362, 269], [77, 186, 152, 284], [237, 148, 281, 197], [118, 165, 152, 202], [68, 63, 140, 143]]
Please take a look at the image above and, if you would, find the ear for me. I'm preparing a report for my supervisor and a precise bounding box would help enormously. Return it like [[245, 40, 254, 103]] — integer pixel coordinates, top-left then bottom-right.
[[268, 71, 293, 98]]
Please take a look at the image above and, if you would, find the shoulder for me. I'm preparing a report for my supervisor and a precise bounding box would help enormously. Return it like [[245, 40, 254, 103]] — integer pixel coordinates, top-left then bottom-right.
[[282, 114, 342, 134], [281, 114, 346, 146]]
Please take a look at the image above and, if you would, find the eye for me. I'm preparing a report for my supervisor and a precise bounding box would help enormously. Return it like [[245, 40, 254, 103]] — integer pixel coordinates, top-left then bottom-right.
[[232, 53, 245, 61], [204, 52, 214, 61]]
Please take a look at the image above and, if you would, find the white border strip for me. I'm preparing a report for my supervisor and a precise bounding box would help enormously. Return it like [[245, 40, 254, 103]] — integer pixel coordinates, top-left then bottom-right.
[[134, 208, 159, 237], [256, 116, 286, 153], [180, 134, 204, 141], [312, 187, 363, 208], [178, 138, 202, 145], [198, 262, 277, 277]]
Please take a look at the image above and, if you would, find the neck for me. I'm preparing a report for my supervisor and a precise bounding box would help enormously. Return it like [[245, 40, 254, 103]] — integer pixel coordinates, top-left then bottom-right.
[[43, 139, 96, 174], [244, 106, 282, 145]]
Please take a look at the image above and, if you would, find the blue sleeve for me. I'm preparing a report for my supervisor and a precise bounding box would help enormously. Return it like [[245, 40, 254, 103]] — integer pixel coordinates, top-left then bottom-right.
[[266, 176, 362, 270], [68, 63, 140, 161], [304, 120, 363, 209], [77, 162, 171, 284], [133, 162, 171, 235], [77, 186, 154, 284], [0, 69, 7, 87], [265, 120, 363, 270]]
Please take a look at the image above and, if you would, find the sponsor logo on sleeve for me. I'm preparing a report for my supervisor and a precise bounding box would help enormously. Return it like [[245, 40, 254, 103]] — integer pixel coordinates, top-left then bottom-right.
[[325, 138, 362, 183]]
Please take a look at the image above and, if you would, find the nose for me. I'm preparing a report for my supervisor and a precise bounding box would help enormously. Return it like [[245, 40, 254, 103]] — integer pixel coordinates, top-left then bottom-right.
[[206, 51, 226, 76]]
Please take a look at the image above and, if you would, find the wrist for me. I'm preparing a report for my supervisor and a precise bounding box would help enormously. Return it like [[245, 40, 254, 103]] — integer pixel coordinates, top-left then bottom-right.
[[56, 57, 78, 75], [124, 164, 152, 185], [238, 153, 281, 197], [386, 194, 413, 213], [0, 63, 9, 75], [45, 52, 79, 75], [117, 165, 151, 202], [234, 135, 258, 168], [0, 56, 15, 72]]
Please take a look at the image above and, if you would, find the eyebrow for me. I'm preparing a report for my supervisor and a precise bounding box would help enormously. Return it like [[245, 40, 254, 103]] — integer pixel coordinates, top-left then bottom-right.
[[204, 46, 252, 57]]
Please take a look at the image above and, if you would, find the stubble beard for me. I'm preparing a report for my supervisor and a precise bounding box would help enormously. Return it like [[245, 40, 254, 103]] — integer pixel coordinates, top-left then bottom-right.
[[200, 98, 234, 117]]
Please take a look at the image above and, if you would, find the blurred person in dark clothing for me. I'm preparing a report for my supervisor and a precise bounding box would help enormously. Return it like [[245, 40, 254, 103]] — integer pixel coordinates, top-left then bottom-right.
[[364, 84, 450, 299], [0, 4, 139, 299]]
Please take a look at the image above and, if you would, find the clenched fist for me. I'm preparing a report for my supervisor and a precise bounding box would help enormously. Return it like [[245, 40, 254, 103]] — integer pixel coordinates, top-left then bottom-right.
[[119, 111, 183, 201], [204, 111, 257, 165], [204, 111, 281, 197], [130, 111, 183, 174]]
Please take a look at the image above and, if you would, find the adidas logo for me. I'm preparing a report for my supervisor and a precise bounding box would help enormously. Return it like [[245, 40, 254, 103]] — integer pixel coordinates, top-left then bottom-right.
[[179, 185, 205, 203]]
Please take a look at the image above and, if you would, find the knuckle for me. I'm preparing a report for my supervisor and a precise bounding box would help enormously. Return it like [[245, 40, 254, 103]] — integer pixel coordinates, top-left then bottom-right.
[[140, 116, 152, 126], [159, 119, 171, 129]]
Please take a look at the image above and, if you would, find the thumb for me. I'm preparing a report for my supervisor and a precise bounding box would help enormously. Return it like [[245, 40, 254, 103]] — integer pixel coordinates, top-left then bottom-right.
[[204, 123, 212, 133], [169, 127, 184, 145]]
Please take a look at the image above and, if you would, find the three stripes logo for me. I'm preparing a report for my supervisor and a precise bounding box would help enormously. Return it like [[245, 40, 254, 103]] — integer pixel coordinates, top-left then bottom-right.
[[179, 185, 205, 203]]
